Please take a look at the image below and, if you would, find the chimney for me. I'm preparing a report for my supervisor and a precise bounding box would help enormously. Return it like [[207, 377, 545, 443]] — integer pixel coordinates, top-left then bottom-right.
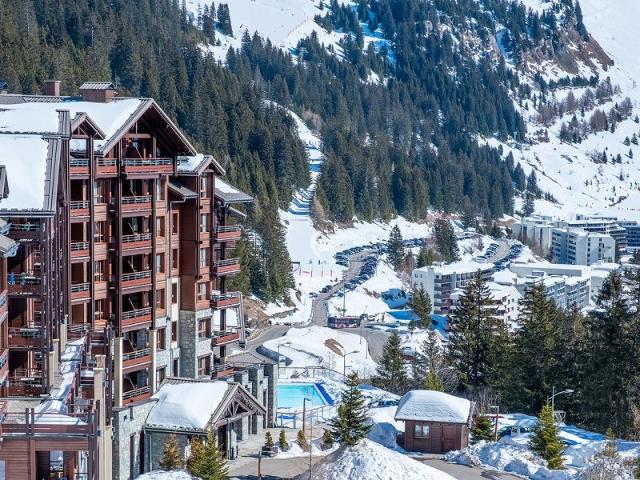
[[0, 81, 8, 95], [79, 81, 118, 103], [44, 80, 61, 97]]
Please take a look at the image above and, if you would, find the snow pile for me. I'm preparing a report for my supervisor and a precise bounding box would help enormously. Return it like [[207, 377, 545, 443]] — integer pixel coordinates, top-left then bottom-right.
[[275, 437, 339, 459], [367, 406, 404, 450], [146, 382, 230, 430], [445, 441, 572, 479], [575, 457, 634, 480], [136, 471, 197, 480], [310, 439, 456, 480], [262, 326, 376, 377], [395, 390, 472, 424]]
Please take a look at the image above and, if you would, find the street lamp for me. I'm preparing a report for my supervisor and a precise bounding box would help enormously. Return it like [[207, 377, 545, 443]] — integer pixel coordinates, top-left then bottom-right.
[[548, 386, 574, 417], [303, 397, 313, 480], [339, 350, 358, 377]]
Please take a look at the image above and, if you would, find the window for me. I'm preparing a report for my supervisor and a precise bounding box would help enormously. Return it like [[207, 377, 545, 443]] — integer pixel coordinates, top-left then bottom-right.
[[172, 212, 179, 234], [156, 216, 165, 236], [198, 355, 211, 377], [200, 214, 209, 233], [414, 423, 430, 438], [156, 253, 165, 273], [173, 358, 179, 376], [156, 327, 167, 351], [200, 177, 208, 198], [172, 249, 179, 270], [198, 318, 211, 338], [197, 282, 208, 302], [155, 289, 165, 310], [156, 367, 166, 386], [199, 248, 209, 268], [171, 283, 179, 305], [156, 179, 165, 200]]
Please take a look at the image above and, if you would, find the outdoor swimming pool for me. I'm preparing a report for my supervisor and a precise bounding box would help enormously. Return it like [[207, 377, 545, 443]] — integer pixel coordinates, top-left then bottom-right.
[[277, 383, 332, 410]]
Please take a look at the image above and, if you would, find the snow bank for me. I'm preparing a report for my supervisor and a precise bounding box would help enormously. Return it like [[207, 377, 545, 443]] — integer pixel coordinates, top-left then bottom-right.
[[311, 439, 456, 480], [367, 406, 405, 450], [136, 471, 197, 480], [263, 326, 376, 377], [275, 437, 339, 459]]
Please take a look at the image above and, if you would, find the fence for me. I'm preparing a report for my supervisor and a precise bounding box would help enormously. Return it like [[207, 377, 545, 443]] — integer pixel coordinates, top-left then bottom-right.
[[276, 402, 338, 429], [278, 365, 346, 383]]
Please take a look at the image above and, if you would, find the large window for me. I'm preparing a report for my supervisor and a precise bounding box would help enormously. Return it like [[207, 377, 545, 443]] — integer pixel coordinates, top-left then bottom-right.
[[197, 282, 208, 302], [200, 214, 209, 233], [156, 367, 166, 386], [156, 327, 167, 351], [198, 355, 211, 377], [198, 318, 211, 339], [199, 248, 210, 268], [414, 423, 430, 438]]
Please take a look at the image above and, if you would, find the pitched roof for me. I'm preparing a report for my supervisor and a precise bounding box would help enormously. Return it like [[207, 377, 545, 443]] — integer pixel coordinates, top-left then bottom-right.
[[215, 178, 253, 204], [79, 81, 116, 90], [177, 154, 225, 175], [395, 390, 472, 424], [168, 178, 198, 199]]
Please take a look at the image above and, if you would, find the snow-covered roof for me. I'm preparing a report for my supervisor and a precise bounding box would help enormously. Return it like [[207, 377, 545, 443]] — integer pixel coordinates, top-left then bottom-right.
[[414, 261, 493, 276], [215, 178, 253, 204], [395, 390, 472, 424], [0, 134, 52, 211], [145, 381, 231, 431]]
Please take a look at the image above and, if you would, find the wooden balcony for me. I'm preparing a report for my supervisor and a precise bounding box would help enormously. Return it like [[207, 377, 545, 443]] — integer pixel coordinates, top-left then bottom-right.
[[211, 291, 241, 310], [122, 347, 152, 373], [70, 241, 90, 260], [212, 258, 241, 276], [70, 200, 90, 218], [121, 307, 152, 331], [1, 405, 96, 436], [122, 385, 151, 405], [9, 222, 40, 240], [122, 195, 153, 213], [214, 225, 242, 243], [212, 330, 240, 346], [7, 275, 41, 296], [123, 157, 173, 175], [7, 376, 46, 396], [97, 158, 117, 175], [122, 270, 152, 290], [122, 233, 152, 251], [71, 282, 91, 302], [70, 158, 89, 176], [8, 326, 45, 349]]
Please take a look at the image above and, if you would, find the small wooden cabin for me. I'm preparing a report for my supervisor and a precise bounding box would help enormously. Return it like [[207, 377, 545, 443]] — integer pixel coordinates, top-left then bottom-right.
[[395, 390, 473, 454]]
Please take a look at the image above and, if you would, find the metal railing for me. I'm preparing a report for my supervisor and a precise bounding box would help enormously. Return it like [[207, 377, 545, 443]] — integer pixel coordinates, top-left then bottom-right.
[[70, 158, 89, 167], [7, 274, 41, 286], [122, 233, 152, 243], [216, 225, 242, 233], [122, 195, 152, 204], [213, 257, 240, 267], [71, 282, 90, 293], [122, 347, 151, 361], [97, 158, 117, 166], [211, 291, 241, 302], [122, 385, 151, 400], [123, 158, 172, 167], [10, 223, 39, 232], [70, 200, 89, 209], [71, 242, 90, 251], [122, 270, 152, 282], [122, 307, 152, 320]]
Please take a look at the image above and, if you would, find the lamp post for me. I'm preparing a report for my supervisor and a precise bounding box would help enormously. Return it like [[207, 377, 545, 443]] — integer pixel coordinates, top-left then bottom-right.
[[340, 350, 358, 377], [303, 397, 313, 480], [548, 386, 574, 417]]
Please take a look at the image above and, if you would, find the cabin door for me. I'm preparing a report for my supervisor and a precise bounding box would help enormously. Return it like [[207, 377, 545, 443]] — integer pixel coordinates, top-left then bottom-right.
[[442, 425, 457, 452]]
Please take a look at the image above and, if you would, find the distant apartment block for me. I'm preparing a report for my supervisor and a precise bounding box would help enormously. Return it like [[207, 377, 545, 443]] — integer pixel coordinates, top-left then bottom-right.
[[551, 228, 615, 265]]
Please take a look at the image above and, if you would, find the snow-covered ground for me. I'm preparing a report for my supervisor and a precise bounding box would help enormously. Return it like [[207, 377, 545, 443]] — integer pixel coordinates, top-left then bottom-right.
[[312, 439, 456, 480], [136, 471, 196, 480], [262, 325, 376, 378]]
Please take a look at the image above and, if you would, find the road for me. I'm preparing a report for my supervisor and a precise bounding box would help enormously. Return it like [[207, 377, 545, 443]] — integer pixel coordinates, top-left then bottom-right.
[[484, 238, 511, 264], [419, 458, 521, 480]]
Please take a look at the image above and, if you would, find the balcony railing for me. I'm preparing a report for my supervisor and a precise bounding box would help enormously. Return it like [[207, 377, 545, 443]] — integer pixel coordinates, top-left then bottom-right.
[[7, 274, 41, 295], [70, 158, 89, 175], [122, 385, 151, 404], [8, 326, 44, 348], [212, 257, 241, 276], [214, 225, 242, 242], [122, 233, 152, 250], [9, 222, 40, 240], [97, 158, 117, 175], [212, 329, 240, 346], [122, 347, 151, 362], [70, 241, 90, 259], [71, 282, 90, 300], [211, 291, 241, 310], [70, 200, 90, 209], [123, 157, 173, 175], [122, 270, 152, 288], [122, 195, 153, 212], [121, 307, 152, 330]]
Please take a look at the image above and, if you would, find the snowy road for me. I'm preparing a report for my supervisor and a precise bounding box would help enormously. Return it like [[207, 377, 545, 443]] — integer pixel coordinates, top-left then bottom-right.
[[419, 459, 521, 480], [484, 238, 511, 264]]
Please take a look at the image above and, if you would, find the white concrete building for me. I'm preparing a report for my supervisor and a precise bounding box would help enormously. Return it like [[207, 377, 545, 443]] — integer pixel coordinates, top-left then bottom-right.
[[412, 262, 494, 314], [450, 281, 521, 323], [551, 228, 615, 265], [512, 215, 556, 252]]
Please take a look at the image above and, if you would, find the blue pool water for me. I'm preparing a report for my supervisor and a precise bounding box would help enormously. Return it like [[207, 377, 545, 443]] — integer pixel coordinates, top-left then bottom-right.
[[277, 383, 330, 410]]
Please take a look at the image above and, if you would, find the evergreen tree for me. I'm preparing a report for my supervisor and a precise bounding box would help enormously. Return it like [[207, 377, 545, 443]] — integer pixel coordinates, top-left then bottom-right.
[[419, 330, 450, 392], [330, 372, 372, 446], [522, 190, 535, 217], [507, 283, 561, 413], [372, 332, 409, 395], [416, 246, 434, 268], [322, 428, 334, 449], [186, 437, 205, 475], [279, 429, 289, 451], [216, 3, 233, 36], [387, 225, 405, 271], [264, 431, 275, 449], [188, 431, 228, 480], [530, 404, 564, 469], [434, 218, 460, 263], [447, 270, 506, 392], [296, 429, 309, 452], [410, 287, 432, 329], [425, 368, 445, 392], [602, 428, 618, 458], [160, 434, 182, 471], [471, 416, 494, 443]]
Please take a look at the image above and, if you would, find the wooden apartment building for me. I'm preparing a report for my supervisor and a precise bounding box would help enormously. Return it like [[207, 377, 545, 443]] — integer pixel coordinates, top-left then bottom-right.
[[0, 81, 255, 479]]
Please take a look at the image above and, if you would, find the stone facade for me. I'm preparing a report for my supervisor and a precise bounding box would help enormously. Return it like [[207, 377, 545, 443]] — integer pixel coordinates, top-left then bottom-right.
[[112, 400, 156, 480]]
